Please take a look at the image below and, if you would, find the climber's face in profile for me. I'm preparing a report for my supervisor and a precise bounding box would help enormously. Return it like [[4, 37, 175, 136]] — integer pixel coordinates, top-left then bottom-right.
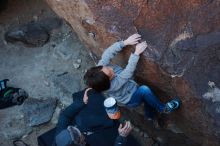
[[102, 66, 115, 80]]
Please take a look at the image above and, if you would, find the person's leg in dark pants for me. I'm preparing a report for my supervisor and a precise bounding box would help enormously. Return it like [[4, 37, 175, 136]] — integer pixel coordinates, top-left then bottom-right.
[[136, 86, 181, 113], [127, 85, 181, 118], [135, 85, 165, 112], [126, 85, 165, 119]]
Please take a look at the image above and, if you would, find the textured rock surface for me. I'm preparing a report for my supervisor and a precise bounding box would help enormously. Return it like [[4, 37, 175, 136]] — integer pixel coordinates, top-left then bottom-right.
[[0, 106, 32, 140], [22, 98, 57, 126], [0, 0, 95, 145], [46, 0, 220, 145], [5, 17, 62, 47]]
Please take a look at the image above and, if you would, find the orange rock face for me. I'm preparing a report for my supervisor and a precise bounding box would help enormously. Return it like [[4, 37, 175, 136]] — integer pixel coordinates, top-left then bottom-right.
[[46, 0, 220, 145]]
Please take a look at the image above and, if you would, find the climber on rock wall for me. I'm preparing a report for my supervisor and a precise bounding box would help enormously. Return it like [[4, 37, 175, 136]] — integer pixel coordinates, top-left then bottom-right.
[[83, 33, 181, 120]]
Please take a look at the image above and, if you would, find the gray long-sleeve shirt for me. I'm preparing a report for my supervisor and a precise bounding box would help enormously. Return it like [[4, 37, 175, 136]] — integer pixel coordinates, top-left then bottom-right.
[[98, 41, 139, 104]]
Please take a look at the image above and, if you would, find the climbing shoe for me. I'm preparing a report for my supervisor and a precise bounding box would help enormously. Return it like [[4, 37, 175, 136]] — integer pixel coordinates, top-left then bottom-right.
[[164, 97, 181, 113]]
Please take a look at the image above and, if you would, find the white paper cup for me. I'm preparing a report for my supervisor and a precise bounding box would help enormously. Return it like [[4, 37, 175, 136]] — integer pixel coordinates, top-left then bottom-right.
[[104, 97, 121, 119]]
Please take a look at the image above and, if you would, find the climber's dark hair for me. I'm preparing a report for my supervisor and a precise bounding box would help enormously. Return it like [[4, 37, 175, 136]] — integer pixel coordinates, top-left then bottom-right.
[[84, 66, 110, 92]]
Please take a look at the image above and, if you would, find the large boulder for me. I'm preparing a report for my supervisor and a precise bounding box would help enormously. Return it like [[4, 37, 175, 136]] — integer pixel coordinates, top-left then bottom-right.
[[45, 0, 220, 145], [22, 98, 57, 126], [5, 17, 62, 47], [0, 106, 32, 140]]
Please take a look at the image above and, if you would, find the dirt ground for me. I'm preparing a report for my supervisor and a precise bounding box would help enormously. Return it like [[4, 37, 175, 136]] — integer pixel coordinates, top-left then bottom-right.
[[0, 0, 95, 145]]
